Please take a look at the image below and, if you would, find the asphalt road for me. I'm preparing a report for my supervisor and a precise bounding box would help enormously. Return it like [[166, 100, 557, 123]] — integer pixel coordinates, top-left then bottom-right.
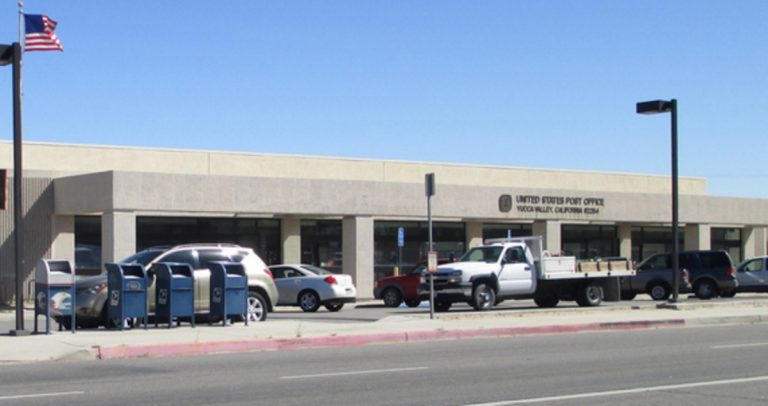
[[2, 323, 768, 405]]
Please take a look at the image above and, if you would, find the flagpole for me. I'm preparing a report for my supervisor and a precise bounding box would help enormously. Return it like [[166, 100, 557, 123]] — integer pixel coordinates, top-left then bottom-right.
[[10, 0, 28, 335]]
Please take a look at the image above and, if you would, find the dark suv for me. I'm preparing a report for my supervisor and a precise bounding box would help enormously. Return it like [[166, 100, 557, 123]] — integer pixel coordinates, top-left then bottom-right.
[[622, 250, 737, 300]]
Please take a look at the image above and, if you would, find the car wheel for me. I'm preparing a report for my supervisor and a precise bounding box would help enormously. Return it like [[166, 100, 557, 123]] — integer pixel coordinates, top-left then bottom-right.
[[324, 301, 344, 312], [299, 290, 320, 312], [247, 290, 269, 322], [434, 298, 452, 312], [694, 280, 717, 300], [647, 282, 671, 301], [471, 283, 496, 311], [100, 304, 121, 329], [533, 296, 559, 308], [404, 298, 422, 308], [620, 291, 637, 301], [55, 316, 73, 331], [720, 289, 736, 298], [576, 282, 603, 307], [382, 288, 403, 307]]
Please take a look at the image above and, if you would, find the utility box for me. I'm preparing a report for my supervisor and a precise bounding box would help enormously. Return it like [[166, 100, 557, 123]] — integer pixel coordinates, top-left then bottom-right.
[[34, 259, 75, 334], [106, 263, 149, 331], [209, 262, 249, 326], [153, 262, 196, 328]]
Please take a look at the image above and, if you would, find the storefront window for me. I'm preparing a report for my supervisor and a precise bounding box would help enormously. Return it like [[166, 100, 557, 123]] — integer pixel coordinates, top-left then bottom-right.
[[562, 225, 617, 260], [374, 221, 465, 282], [712, 227, 742, 262], [136, 217, 281, 264], [301, 220, 342, 273], [482, 224, 532, 240], [631, 226, 684, 262], [75, 216, 101, 275]]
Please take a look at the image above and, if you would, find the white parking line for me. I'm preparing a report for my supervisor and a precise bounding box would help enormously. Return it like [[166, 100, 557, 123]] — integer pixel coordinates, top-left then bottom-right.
[[464, 375, 768, 405], [711, 342, 768, 349], [0, 391, 84, 401], [281, 366, 429, 380]]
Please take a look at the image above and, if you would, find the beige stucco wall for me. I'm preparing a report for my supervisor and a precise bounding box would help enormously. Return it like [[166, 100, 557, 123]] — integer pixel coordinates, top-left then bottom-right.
[[0, 141, 708, 196]]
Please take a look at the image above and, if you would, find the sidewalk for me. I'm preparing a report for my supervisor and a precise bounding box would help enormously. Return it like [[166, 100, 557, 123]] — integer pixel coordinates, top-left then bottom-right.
[[1, 300, 767, 364]]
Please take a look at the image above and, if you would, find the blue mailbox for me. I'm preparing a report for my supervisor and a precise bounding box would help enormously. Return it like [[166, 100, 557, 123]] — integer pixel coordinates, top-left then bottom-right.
[[106, 263, 148, 330], [209, 262, 249, 326], [34, 259, 76, 334], [153, 262, 196, 328]]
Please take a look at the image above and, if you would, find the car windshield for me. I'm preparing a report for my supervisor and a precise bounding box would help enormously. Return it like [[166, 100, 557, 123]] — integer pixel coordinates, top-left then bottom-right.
[[300, 264, 333, 275], [460, 246, 503, 263], [120, 249, 164, 266]]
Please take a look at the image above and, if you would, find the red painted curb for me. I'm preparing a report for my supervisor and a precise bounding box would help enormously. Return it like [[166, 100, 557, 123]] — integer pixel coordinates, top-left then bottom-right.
[[96, 318, 686, 360]]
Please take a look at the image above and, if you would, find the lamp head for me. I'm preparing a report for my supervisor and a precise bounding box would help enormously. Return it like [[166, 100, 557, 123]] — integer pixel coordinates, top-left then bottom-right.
[[636, 100, 673, 114]]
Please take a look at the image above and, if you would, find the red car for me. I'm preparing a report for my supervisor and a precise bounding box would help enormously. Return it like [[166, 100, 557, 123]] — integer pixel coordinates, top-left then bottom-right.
[[373, 259, 453, 307]]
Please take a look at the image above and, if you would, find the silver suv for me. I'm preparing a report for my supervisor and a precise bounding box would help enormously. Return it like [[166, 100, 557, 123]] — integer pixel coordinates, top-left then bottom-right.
[[59, 243, 278, 329]]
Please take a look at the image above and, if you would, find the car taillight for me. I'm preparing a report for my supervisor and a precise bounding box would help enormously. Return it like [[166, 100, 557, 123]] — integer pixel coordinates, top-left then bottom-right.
[[726, 266, 736, 278], [324, 275, 337, 285], [86, 282, 108, 295], [264, 268, 274, 280]]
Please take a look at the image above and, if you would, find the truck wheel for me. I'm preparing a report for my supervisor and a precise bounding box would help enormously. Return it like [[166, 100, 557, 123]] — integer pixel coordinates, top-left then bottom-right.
[[534, 296, 559, 308], [647, 282, 670, 301], [404, 298, 422, 308], [694, 280, 717, 300], [434, 298, 452, 312], [471, 283, 496, 311], [382, 288, 403, 307], [576, 282, 603, 307]]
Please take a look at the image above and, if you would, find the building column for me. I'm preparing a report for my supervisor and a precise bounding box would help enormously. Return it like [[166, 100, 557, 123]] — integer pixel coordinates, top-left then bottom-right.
[[342, 216, 374, 299], [533, 220, 561, 254], [684, 224, 710, 251], [742, 226, 767, 259], [281, 217, 301, 264], [617, 223, 632, 259], [465, 221, 483, 249], [102, 211, 136, 264], [51, 215, 75, 264]]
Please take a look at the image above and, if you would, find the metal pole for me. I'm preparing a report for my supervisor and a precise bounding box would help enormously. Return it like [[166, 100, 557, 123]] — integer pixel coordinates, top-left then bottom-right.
[[11, 42, 28, 335], [670, 99, 679, 303], [425, 173, 435, 319]]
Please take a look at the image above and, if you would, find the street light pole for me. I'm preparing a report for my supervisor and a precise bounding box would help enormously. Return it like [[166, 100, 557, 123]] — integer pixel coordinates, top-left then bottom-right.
[[637, 99, 679, 303]]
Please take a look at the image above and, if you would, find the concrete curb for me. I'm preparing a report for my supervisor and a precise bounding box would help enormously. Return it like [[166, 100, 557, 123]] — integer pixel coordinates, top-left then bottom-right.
[[96, 318, 688, 361]]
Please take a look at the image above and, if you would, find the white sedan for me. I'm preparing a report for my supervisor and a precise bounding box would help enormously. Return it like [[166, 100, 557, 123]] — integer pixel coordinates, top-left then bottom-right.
[[268, 264, 357, 312]]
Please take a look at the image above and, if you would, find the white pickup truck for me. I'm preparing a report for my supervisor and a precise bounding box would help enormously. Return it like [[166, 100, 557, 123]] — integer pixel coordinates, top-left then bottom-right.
[[420, 236, 635, 311]]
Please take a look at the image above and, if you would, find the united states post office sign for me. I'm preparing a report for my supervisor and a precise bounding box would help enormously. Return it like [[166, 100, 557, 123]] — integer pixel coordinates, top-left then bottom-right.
[[499, 194, 605, 216]]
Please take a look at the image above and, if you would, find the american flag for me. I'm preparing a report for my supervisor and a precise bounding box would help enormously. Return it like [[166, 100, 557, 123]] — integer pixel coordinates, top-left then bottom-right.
[[24, 14, 64, 52]]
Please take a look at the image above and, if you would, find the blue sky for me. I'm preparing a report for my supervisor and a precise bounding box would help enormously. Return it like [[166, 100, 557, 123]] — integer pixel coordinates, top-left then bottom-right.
[[2, 1, 767, 198]]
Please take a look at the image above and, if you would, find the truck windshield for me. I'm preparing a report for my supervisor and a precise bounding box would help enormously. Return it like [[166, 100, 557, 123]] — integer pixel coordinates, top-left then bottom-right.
[[460, 246, 504, 263]]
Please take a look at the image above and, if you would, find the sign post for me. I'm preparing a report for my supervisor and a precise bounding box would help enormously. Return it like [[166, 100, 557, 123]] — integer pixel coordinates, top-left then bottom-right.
[[425, 173, 436, 319], [397, 227, 404, 277]]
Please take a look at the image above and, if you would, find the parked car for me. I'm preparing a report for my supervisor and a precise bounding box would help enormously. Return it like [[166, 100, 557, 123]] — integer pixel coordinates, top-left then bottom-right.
[[268, 264, 357, 312], [58, 243, 278, 329], [722, 256, 768, 297], [374, 259, 454, 308], [621, 250, 736, 300]]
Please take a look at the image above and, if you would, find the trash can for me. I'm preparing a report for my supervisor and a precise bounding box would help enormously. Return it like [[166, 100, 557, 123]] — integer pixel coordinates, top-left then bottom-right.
[[209, 262, 249, 326], [34, 259, 75, 334], [153, 262, 195, 328], [106, 263, 149, 330]]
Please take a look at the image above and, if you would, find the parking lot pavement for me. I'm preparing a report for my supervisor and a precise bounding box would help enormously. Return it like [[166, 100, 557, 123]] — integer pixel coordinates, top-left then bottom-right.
[[1, 297, 768, 364]]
